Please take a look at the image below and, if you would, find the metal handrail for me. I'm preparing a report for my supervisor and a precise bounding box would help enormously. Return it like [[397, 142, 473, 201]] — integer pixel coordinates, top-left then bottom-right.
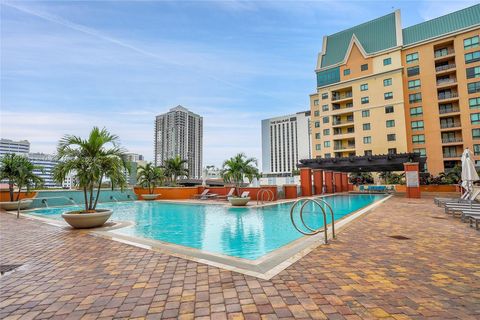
[[257, 189, 274, 205], [313, 197, 336, 239], [17, 196, 77, 219], [290, 199, 328, 243]]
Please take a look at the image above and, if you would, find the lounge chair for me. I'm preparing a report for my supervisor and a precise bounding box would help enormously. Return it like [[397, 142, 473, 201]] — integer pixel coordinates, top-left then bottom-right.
[[216, 188, 235, 200], [240, 191, 250, 198], [193, 189, 218, 200], [436, 189, 479, 207], [444, 202, 480, 215]]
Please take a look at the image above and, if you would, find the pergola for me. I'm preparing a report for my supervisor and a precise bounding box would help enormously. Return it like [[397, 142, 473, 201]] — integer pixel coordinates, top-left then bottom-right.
[[298, 153, 427, 173]]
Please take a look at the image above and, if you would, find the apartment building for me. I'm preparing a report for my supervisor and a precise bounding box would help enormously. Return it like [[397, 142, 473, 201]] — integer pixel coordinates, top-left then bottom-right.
[[0, 139, 30, 157], [310, 4, 480, 174]]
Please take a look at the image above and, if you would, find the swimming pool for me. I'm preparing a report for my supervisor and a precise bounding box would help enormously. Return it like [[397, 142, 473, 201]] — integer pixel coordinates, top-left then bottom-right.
[[27, 194, 386, 260]]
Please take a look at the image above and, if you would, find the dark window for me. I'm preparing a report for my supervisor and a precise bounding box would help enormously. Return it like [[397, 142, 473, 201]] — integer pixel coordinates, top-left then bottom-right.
[[465, 51, 480, 64], [343, 69, 350, 76], [406, 52, 418, 63], [388, 148, 397, 154], [410, 106, 423, 116], [362, 110, 370, 117], [385, 106, 394, 113], [470, 97, 480, 109], [467, 81, 480, 94], [363, 123, 371, 130], [321, 93, 328, 99], [322, 104, 329, 111], [361, 97, 369, 104], [361, 64, 368, 71], [407, 66, 420, 77], [466, 66, 480, 79], [412, 134, 425, 144], [383, 78, 392, 86], [409, 93, 422, 103], [387, 134, 396, 141], [384, 92, 393, 100], [473, 128, 480, 139], [383, 58, 392, 66], [364, 150, 372, 156]]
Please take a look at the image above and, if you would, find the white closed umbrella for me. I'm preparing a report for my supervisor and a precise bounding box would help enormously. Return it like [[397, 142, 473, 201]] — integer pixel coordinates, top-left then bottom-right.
[[461, 148, 479, 193]]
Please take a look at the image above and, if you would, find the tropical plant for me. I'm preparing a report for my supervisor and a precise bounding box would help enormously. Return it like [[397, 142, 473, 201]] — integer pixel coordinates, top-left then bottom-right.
[[137, 163, 165, 194], [221, 153, 260, 197], [53, 127, 128, 212], [0, 154, 43, 201], [379, 171, 405, 185], [163, 156, 188, 185], [348, 172, 374, 185]]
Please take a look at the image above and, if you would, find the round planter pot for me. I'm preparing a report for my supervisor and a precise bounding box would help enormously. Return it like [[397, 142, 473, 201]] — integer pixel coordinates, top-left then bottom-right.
[[228, 197, 250, 206], [142, 194, 160, 200], [0, 199, 33, 211], [62, 209, 113, 229]]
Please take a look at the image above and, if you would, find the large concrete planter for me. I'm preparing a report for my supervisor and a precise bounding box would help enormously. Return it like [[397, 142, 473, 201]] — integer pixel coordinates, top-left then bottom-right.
[[0, 199, 33, 211], [228, 197, 250, 206], [142, 194, 160, 201], [62, 209, 113, 229]]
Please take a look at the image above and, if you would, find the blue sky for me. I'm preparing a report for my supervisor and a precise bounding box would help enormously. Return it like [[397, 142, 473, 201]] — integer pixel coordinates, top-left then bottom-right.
[[1, 0, 477, 168]]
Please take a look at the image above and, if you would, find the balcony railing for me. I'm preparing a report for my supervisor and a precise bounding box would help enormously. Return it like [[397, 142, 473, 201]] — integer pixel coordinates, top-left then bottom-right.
[[332, 119, 354, 125], [439, 107, 460, 114], [436, 78, 457, 86], [434, 48, 455, 58], [334, 144, 356, 150], [331, 92, 353, 101], [441, 137, 463, 143], [333, 130, 355, 135], [435, 63, 456, 72], [438, 92, 459, 100], [443, 153, 461, 158], [440, 121, 461, 129]]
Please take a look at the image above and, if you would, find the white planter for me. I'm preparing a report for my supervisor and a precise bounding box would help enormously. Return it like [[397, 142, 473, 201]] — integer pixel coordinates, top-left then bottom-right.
[[228, 197, 250, 206], [142, 194, 160, 200], [62, 209, 113, 229], [0, 199, 33, 211]]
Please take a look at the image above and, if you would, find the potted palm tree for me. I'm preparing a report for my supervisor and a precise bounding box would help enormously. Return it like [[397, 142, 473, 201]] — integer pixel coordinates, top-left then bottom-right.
[[221, 153, 260, 206], [137, 163, 165, 200], [0, 154, 43, 211], [53, 127, 128, 229], [164, 155, 189, 185]]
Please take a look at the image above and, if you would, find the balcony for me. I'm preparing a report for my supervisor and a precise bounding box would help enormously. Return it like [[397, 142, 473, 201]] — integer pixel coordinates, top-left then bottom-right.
[[438, 91, 459, 101], [334, 144, 356, 151], [435, 63, 456, 73], [436, 78, 457, 88], [443, 153, 461, 158], [331, 92, 353, 102], [441, 137, 463, 144], [434, 48, 455, 59], [439, 106, 460, 115], [440, 121, 461, 129], [332, 119, 354, 127]]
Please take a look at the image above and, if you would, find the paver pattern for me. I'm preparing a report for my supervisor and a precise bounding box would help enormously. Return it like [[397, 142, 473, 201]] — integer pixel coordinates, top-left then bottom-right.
[[1, 196, 479, 319]]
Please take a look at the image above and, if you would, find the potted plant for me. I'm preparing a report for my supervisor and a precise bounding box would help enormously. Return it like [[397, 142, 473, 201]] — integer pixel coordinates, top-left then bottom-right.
[[0, 154, 43, 211], [221, 153, 260, 206], [163, 155, 189, 186], [137, 163, 165, 200], [53, 127, 128, 229]]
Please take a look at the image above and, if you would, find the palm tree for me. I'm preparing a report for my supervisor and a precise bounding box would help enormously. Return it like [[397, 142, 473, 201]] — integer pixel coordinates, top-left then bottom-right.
[[0, 154, 43, 201], [53, 127, 128, 212], [221, 153, 260, 197], [137, 163, 165, 194], [163, 156, 189, 185]]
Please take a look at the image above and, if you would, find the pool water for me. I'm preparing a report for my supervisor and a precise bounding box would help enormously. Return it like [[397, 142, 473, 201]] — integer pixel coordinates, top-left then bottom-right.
[[28, 194, 386, 260]]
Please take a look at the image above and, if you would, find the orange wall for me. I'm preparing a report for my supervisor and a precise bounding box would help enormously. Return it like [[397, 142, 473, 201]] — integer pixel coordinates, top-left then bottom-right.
[[394, 185, 457, 193], [0, 191, 37, 202]]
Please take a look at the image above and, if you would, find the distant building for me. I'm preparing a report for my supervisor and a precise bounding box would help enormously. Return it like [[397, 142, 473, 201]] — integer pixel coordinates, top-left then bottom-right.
[[124, 153, 147, 186], [0, 139, 30, 157], [28, 153, 61, 188], [154, 105, 203, 179], [261, 111, 311, 175]]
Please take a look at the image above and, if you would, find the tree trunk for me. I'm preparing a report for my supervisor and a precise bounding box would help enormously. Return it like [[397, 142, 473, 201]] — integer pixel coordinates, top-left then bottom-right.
[[88, 183, 94, 211], [9, 181, 14, 202], [93, 176, 103, 210], [83, 186, 88, 211], [15, 184, 22, 201]]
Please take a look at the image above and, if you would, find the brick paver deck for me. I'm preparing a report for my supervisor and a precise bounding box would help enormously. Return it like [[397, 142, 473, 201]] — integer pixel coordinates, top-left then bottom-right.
[[1, 196, 479, 319]]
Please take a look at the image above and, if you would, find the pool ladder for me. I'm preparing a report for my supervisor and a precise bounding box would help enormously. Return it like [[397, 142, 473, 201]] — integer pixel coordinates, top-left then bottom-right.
[[290, 198, 335, 244], [257, 189, 275, 205]]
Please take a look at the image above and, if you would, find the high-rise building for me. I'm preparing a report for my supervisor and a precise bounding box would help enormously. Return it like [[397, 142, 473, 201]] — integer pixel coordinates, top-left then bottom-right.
[[0, 139, 30, 157], [310, 5, 480, 175], [154, 105, 203, 178], [261, 111, 311, 175], [124, 153, 147, 186], [28, 153, 61, 188]]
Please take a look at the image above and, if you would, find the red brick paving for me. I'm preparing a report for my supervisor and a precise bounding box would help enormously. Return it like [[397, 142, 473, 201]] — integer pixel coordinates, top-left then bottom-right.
[[1, 196, 479, 319]]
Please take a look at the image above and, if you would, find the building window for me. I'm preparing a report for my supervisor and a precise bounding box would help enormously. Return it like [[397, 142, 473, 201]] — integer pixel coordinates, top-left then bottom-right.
[[383, 78, 392, 86], [322, 93, 328, 99], [385, 106, 394, 113], [470, 97, 480, 109], [406, 52, 419, 63], [412, 134, 425, 144], [383, 57, 392, 66], [384, 92, 393, 100], [464, 35, 479, 50], [362, 110, 370, 117], [407, 66, 420, 76], [324, 141, 331, 148], [467, 81, 480, 94], [322, 104, 329, 111], [413, 148, 426, 156], [343, 69, 350, 76], [361, 64, 368, 71], [363, 123, 371, 130], [325, 153, 331, 158], [410, 106, 423, 116], [465, 51, 480, 64], [322, 116, 329, 124], [314, 110, 320, 117], [361, 97, 369, 104], [313, 99, 319, 106], [364, 150, 372, 156], [363, 136, 372, 144], [408, 79, 421, 89], [409, 92, 422, 103], [387, 134, 396, 141], [474, 144, 480, 156], [466, 66, 480, 79], [388, 148, 397, 154], [386, 120, 395, 127], [315, 132, 321, 139], [323, 129, 330, 135], [360, 83, 368, 91], [473, 128, 480, 139], [471, 113, 480, 125], [314, 121, 320, 128], [411, 120, 424, 130], [315, 144, 321, 151]]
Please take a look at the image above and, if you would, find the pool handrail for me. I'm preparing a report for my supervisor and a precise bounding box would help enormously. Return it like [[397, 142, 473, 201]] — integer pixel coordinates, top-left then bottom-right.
[[289, 198, 329, 244], [257, 189, 274, 205]]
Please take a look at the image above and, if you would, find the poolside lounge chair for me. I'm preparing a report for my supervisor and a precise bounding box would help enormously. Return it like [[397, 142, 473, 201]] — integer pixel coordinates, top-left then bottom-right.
[[193, 189, 218, 200], [434, 190, 469, 206], [240, 191, 250, 198], [444, 202, 480, 215], [436, 189, 480, 207], [216, 188, 235, 200]]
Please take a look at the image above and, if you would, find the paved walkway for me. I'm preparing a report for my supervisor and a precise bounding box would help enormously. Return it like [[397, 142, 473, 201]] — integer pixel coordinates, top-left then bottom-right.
[[1, 196, 479, 320]]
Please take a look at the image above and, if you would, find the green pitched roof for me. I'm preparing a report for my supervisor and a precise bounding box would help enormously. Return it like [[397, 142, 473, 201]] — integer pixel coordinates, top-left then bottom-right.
[[320, 13, 397, 68], [403, 4, 480, 45]]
